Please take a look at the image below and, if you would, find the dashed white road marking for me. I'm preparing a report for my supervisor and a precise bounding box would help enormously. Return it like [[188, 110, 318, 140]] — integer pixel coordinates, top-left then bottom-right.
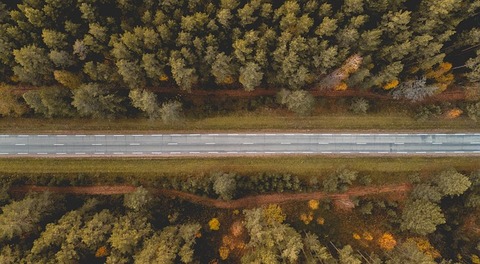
[[281, 142, 291, 145], [359, 152, 370, 154], [170, 134, 181, 137], [0, 153, 8, 155], [189, 152, 200, 154], [454, 151, 465, 153], [246, 133, 257, 136], [321, 151, 332, 154], [114, 135, 124, 137], [132, 152, 143, 155], [57, 135, 67, 137], [0, 135, 9, 137], [189, 134, 200, 136], [432, 142, 443, 145], [227, 151, 238, 154], [94, 152, 105, 155], [151, 134, 163, 137], [208, 134, 219, 136], [92, 143, 102, 146], [113, 152, 124, 155], [129, 143, 140, 146], [167, 142, 178, 145], [151, 152, 162, 154], [75, 152, 86, 155], [205, 142, 216, 145], [37, 135, 48, 137], [54, 143, 64, 146], [209, 151, 219, 154], [265, 134, 276, 136], [18, 135, 29, 137], [75, 135, 86, 137], [416, 151, 427, 154], [170, 152, 181, 154], [228, 133, 239, 136], [243, 142, 254, 145], [56, 153, 66, 155], [318, 142, 329, 145], [132, 135, 143, 137], [394, 142, 404, 145], [37, 153, 48, 155], [356, 143, 367, 145], [435, 151, 446, 154], [17, 153, 28, 155], [15, 143, 26, 146]]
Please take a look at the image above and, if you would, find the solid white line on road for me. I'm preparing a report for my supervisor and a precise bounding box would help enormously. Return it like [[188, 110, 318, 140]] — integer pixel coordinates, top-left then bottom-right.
[[75, 153, 86, 155], [243, 142, 254, 145], [397, 152, 408, 154], [435, 134, 447, 136], [132, 152, 143, 155], [208, 134, 219, 136], [205, 142, 216, 145], [302, 152, 314, 154], [151, 134, 163, 137], [75, 135, 86, 137], [340, 152, 351, 154], [455, 133, 466, 136], [227, 151, 238, 154], [359, 152, 370, 154], [0, 153, 8, 155], [398, 134, 408, 136], [265, 151, 276, 154], [0, 135, 9, 137], [228, 134, 239, 136], [265, 134, 276, 136], [341, 134, 352, 136], [435, 151, 446, 154], [246, 134, 257, 136], [416, 152, 427, 154], [170, 134, 181, 137], [15, 143, 26, 146], [94, 135, 105, 137], [322, 134, 333, 136], [129, 143, 140, 146], [321, 151, 332, 154], [246, 152, 257, 154], [167, 142, 178, 145], [92, 143, 102, 146], [17, 153, 28, 155], [416, 134, 428, 136], [189, 152, 200, 154], [378, 152, 389, 154], [432, 142, 443, 145], [151, 152, 162, 154], [170, 152, 181, 154], [209, 151, 219, 154], [454, 151, 465, 153], [281, 142, 291, 145], [54, 143, 64, 146], [283, 151, 293, 154], [114, 152, 124, 155], [94, 152, 105, 155], [378, 134, 390, 136], [18, 135, 29, 137], [57, 135, 67, 137], [37, 135, 48, 137], [37, 153, 47, 155], [56, 153, 66, 155], [284, 134, 295, 136], [133, 135, 143, 137], [114, 135, 124, 137], [189, 134, 200, 136]]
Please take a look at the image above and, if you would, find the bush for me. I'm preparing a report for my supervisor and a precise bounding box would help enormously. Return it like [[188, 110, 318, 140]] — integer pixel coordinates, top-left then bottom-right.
[[392, 78, 438, 102], [323, 168, 358, 193], [160, 100, 183, 124], [415, 104, 442, 120], [466, 101, 480, 121], [212, 172, 237, 200], [276, 89, 315, 116], [349, 98, 369, 114]]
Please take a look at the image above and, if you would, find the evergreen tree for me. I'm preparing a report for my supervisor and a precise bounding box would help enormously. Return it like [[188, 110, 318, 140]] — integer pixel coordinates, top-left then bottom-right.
[[72, 83, 125, 118]]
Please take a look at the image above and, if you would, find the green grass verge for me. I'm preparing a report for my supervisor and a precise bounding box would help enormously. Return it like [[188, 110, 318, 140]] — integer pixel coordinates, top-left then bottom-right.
[[1, 156, 478, 185], [0, 110, 479, 133]]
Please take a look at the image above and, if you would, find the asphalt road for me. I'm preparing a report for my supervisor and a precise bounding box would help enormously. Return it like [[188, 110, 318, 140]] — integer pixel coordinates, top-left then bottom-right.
[[1, 133, 480, 156]]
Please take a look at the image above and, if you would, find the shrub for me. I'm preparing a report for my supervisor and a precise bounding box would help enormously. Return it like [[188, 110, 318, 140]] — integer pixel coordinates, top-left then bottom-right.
[[349, 98, 369, 114], [212, 172, 237, 200], [392, 78, 438, 102], [323, 168, 358, 193], [466, 101, 480, 121], [160, 100, 183, 124]]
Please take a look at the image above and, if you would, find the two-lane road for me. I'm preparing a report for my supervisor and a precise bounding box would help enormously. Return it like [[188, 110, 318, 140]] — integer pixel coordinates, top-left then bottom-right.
[[1, 133, 480, 156]]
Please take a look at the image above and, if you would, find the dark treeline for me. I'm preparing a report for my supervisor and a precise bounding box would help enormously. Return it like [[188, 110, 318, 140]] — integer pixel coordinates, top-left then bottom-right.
[[0, 0, 479, 93]]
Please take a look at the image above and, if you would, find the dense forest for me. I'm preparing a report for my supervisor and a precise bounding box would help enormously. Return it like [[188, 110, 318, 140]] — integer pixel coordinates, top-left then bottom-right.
[[0, 168, 479, 263], [1, 0, 480, 119]]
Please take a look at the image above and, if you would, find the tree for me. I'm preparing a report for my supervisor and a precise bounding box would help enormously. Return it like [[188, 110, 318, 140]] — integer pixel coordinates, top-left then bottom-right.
[[338, 245, 362, 264], [72, 83, 125, 118], [241, 206, 303, 263], [239, 62, 263, 91], [78, 209, 115, 251], [323, 168, 358, 192], [276, 89, 315, 116], [134, 224, 201, 264], [0, 85, 27, 117], [392, 78, 438, 102], [129, 89, 160, 119], [302, 233, 335, 264], [434, 169, 471, 197], [108, 212, 153, 256], [13, 45, 54, 85], [22, 86, 74, 118], [0, 192, 56, 242], [466, 101, 480, 121], [212, 172, 237, 200], [160, 101, 183, 124], [123, 186, 153, 212], [410, 183, 442, 203], [400, 199, 446, 235], [386, 241, 436, 264]]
